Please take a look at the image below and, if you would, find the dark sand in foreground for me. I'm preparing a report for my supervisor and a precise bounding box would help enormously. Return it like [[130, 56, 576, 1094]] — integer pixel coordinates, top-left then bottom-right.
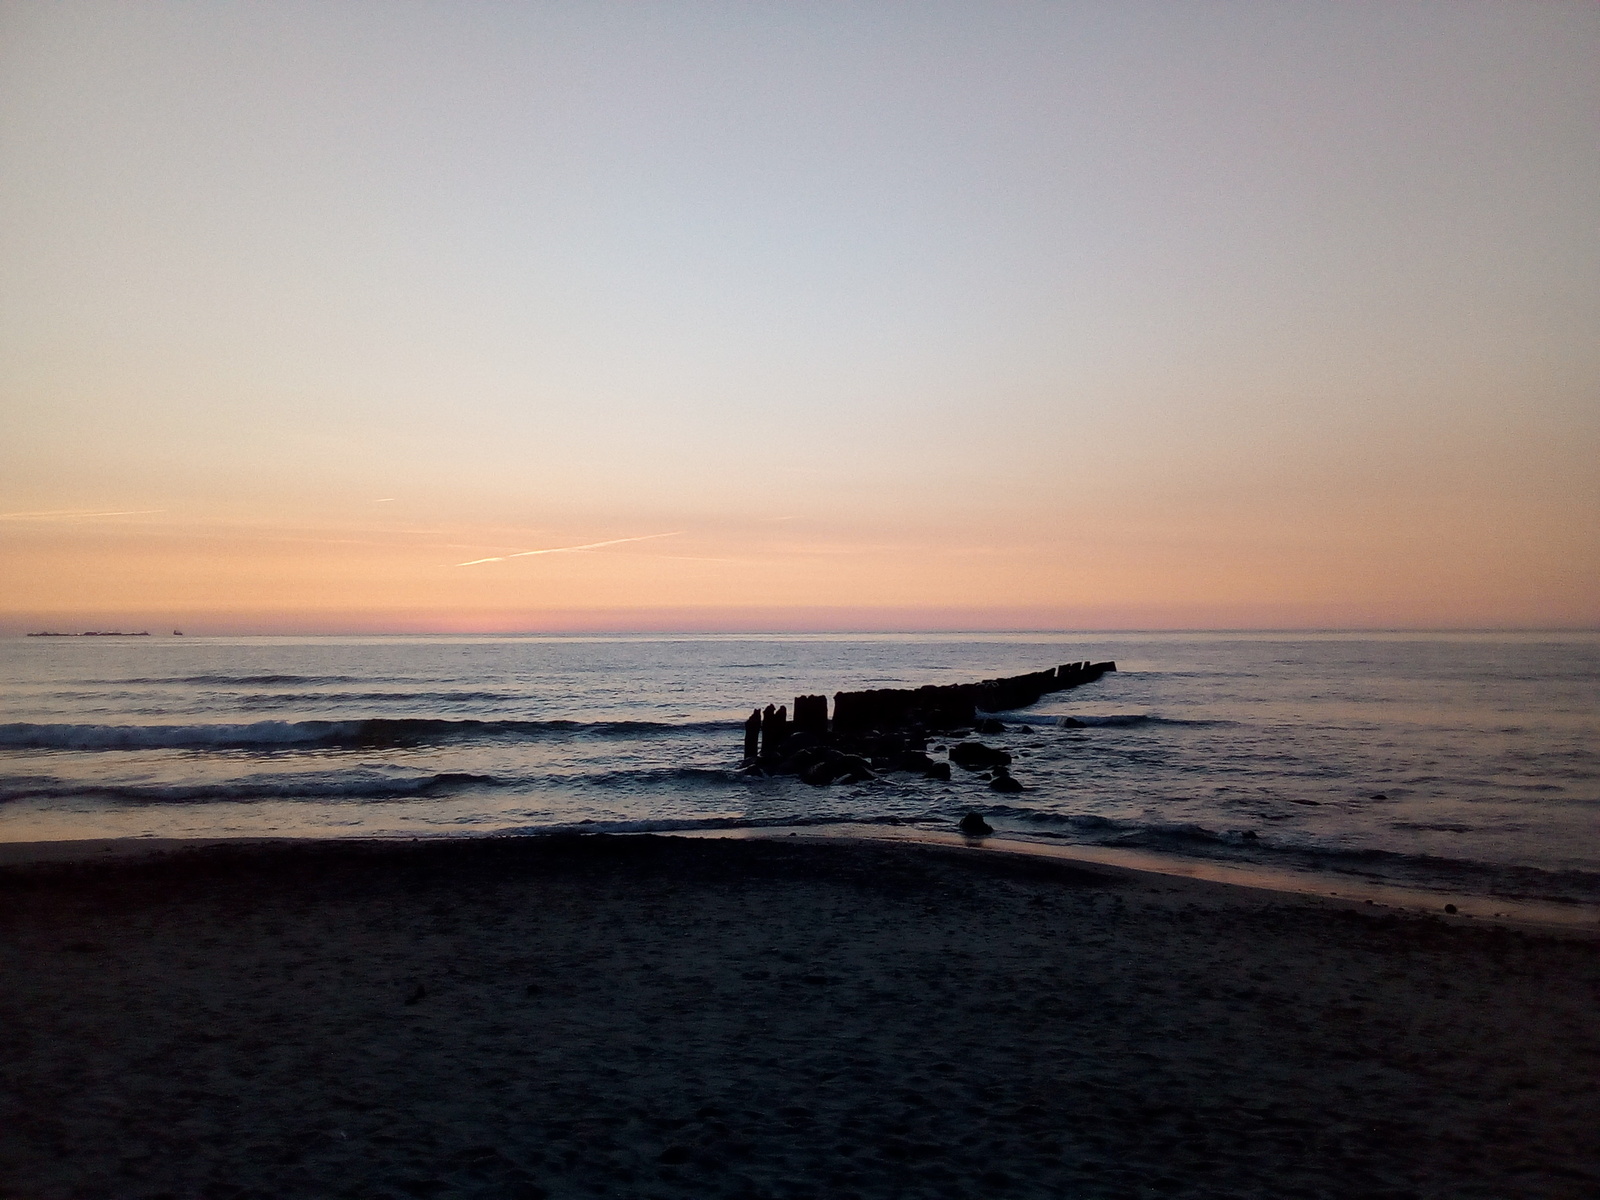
[[2, 835, 1596, 1200]]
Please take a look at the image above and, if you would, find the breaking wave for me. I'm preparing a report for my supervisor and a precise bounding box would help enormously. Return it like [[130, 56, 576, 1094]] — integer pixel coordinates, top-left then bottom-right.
[[972, 804, 1600, 905], [0, 718, 733, 752], [0, 771, 506, 805], [1054, 713, 1227, 728], [113, 674, 374, 686]]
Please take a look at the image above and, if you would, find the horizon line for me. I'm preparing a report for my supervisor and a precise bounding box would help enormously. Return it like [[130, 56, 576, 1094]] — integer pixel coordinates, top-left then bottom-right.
[[5, 625, 1597, 638]]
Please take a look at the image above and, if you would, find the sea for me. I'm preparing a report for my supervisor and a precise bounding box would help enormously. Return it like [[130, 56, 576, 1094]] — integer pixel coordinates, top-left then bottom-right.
[[2, 632, 1597, 923]]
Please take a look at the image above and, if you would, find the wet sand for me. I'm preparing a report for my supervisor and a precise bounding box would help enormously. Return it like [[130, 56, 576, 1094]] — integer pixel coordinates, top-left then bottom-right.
[[2, 834, 1596, 1199]]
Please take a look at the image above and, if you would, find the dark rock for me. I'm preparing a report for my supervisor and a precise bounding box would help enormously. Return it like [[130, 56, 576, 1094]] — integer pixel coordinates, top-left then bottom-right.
[[800, 760, 839, 787], [800, 754, 873, 786], [1444, 904, 1458, 915], [989, 771, 1024, 793], [834, 754, 874, 784], [777, 730, 824, 757], [925, 761, 951, 782], [1059, 717, 1084, 728], [883, 749, 936, 774], [958, 812, 993, 836], [949, 742, 1012, 770], [975, 717, 1005, 734], [1242, 830, 1258, 840], [1371, 792, 1388, 800], [777, 746, 825, 776]]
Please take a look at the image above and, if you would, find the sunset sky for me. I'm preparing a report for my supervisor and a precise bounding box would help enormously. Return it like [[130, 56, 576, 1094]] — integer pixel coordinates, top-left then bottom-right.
[[2, 1, 1596, 633]]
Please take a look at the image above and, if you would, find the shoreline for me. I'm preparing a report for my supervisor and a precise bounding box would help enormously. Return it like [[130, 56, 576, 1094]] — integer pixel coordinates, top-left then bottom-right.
[[3, 824, 1595, 935]]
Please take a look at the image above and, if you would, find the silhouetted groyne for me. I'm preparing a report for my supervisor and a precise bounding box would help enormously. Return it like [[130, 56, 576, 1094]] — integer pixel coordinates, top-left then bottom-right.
[[829, 660, 1115, 733], [739, 661, 1115, 787]]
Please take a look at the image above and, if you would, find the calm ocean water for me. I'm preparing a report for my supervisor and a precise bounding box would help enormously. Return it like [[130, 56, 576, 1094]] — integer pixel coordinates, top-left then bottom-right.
[[2, 632, 1596, 913]]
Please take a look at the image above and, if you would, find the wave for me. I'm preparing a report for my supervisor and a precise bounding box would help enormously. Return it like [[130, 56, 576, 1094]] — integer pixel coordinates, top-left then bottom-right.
[[0, 717, 734, 752], [580, 766, 744, 789], [423, 804, 1600, 905], [0, 763, 748, 805], [230, 691, 527, 706], [973, 804, 1600, 904], [0, 772, 505, 805], [115, 674, 375, 686], [1054, 713, 1225, 728], [494, 811, 931, 838]]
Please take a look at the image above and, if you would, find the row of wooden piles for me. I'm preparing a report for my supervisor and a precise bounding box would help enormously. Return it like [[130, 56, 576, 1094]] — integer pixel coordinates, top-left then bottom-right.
[[742, 661, 1115, 762]]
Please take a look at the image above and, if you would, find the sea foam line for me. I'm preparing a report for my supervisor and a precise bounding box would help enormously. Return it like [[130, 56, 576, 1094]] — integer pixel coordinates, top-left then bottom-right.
[[0, 717, 733, 752]]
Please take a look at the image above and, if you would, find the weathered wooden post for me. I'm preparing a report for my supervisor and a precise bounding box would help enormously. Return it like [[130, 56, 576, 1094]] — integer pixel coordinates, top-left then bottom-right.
[[743, 708, 762, 761], [794, 694, 828, 736], [760, 703, 789, 758]]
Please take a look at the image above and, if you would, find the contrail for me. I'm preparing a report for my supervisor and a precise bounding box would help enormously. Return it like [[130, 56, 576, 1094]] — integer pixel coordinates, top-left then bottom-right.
[[455, 531, 684, 567], [0, 509, 166, 521]]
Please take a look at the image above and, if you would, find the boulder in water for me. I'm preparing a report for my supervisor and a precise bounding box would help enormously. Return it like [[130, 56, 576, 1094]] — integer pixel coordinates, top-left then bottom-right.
[[800, 753, 874, 786], [949, 742, 1012, 770], [800, 759, 840, 786], [876, 749, 936, 774], [958, 812, 994, 836]]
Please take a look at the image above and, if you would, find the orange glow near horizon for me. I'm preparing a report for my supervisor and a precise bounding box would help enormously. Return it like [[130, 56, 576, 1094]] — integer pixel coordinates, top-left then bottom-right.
[[2, 494, 1593, 634]]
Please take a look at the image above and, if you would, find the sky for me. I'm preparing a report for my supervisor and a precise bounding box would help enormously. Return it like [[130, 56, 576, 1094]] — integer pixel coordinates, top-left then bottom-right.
[[1, 0, 1596, 633]]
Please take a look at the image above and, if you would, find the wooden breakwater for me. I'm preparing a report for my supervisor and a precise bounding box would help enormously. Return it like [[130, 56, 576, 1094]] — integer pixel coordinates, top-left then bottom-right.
[[742, 661, 1115, 763]]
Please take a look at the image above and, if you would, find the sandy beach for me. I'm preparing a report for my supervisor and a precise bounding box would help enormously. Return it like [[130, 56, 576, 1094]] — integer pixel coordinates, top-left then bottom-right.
[[2, 834, 1596, 1200]]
